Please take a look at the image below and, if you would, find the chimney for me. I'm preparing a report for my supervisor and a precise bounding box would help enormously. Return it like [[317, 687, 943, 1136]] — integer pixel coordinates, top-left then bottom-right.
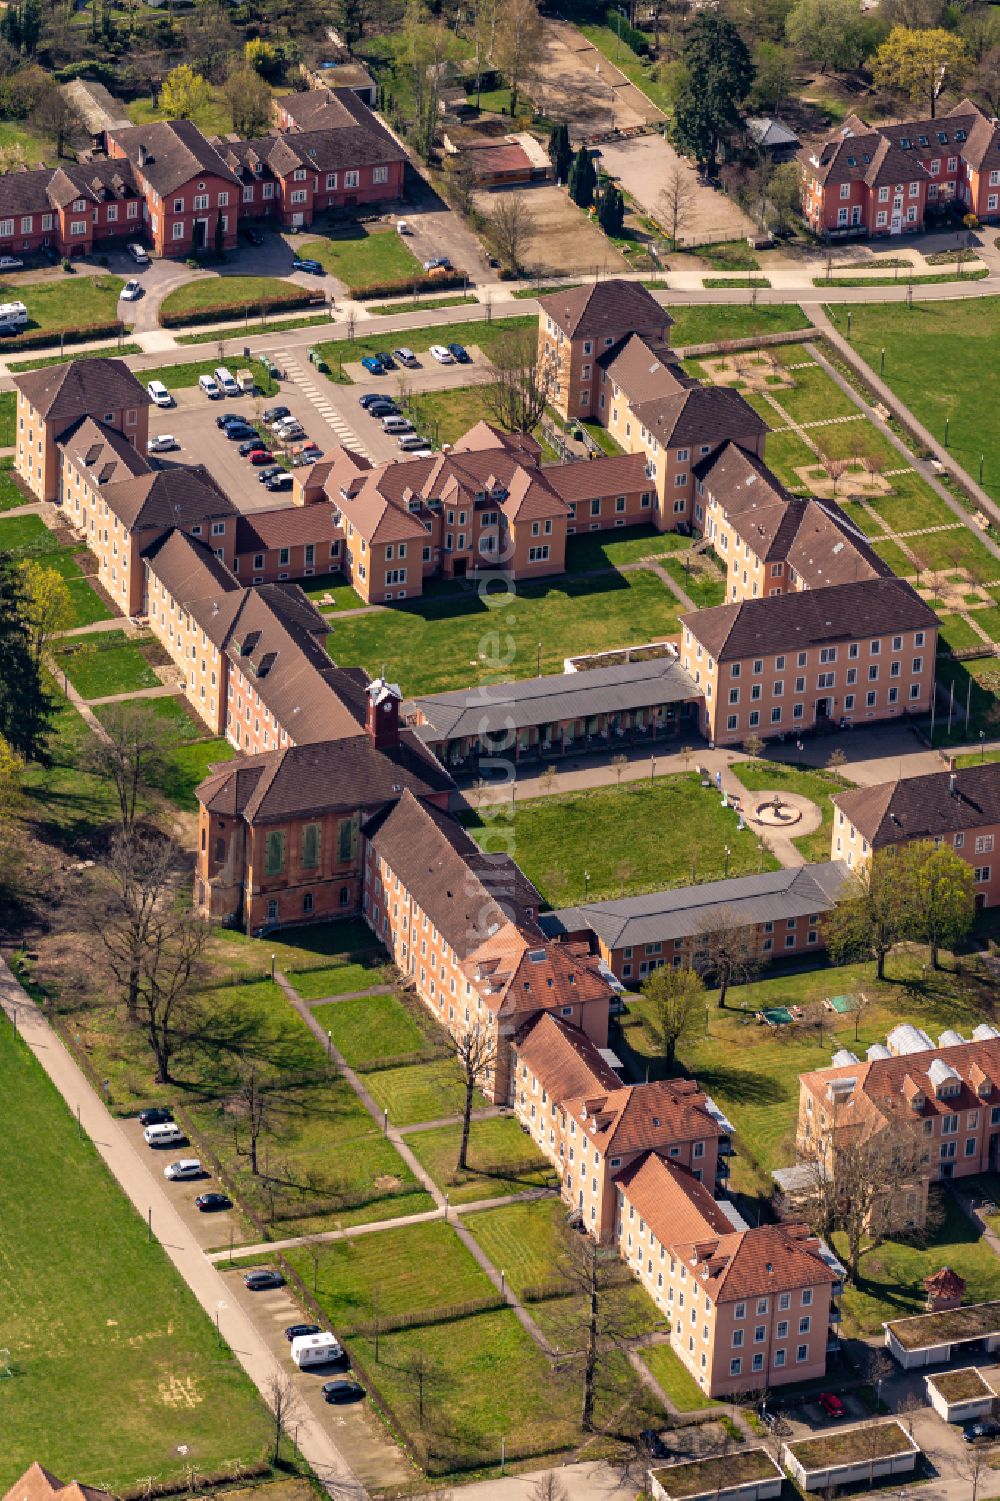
[[366, 675, 401, 750]]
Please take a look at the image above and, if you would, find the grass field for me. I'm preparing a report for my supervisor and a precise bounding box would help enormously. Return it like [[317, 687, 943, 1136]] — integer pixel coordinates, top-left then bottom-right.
[[734, 759, 843, 863], [128, 87, 233, 139], [405, 1115, 556, 1203], [461, 773, 777, 907], [363, 1058, 486, 1126], [0, 390, 14, 445], [300, 572, 365, 611], [0, 1022, 269, 1490], [160, 277, 314, 323], [367, 294, 478, 315], [828, 299, 1000, 506], [927, 655, 1000, 744], [287, 956, 389, 1000], [7, 343, 143, 371], [937, 613, 986, 654], [0, 459, 25, 511], [326, 569, 682, 696], [639, 1341, 719, 1410], [668, 304, 807, 348], [407, 385, 496, 448], [52, 631, 161, 699], [297, 226, 421, 292], [564, 524, 690, 572], [0, 272, 125, 340], [662, 553, 726, 608], [763, 428, 820, 494], [0, 513, 66, 556]]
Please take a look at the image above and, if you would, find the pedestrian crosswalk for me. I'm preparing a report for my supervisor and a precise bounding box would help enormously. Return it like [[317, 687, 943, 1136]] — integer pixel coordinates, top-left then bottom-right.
[[273, 349, 371, 461]]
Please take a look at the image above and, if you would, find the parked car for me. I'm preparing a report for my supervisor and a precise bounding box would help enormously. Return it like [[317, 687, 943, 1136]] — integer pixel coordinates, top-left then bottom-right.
[[249, 449, 275, 466], [292, 257, 324, 274], [381, 415, 412, 434], [392, 347, 418, 368], [127, 242, 150, 265], [398, 433, 430, 451], [423, 256, 451, 271], [195, 1192, 232, 1212], [138, 1106, 173, 1127], [217, 412, 249, 430], [214, 366, 239, 396], [225, 424, 257, 441], [147, 380, 172, 408], [285, 1323, 322, 1342], [240, 225, 265, 246], [361, 355, 385, 375], [448, 343, 470, 364], [163, 1159, 204, 1181], [322, 1379, 364, 1404], [238, 437, 266, 456], [641, 1430, 670, 1461], [146, 435, 178, 453], [0, 255, 24, 271], [257, 464, 284, 483], [199, 374, 222, 399], [292, 449, 322, 466], [272, 414, 303, 432], [359, 393, 387, 409], [963, 1420, 1000, 1443], [120, 280, 142, 301], [264, 473, 293, 492], [429, 344, 453, 364], [818, 1393, 846, 1419], [244, 1269, 284, 1290], [374, 350, 396, 370], [366, 402, 398, 419], [274, 425, 306, 443], [263, 405, 291, 426], [144, 1122, 184, 1147]]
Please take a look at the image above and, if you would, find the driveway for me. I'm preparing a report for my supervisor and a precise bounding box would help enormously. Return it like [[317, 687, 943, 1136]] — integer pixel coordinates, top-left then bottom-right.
[[597, 135, 757, 245], [533, 20, 665, 140]]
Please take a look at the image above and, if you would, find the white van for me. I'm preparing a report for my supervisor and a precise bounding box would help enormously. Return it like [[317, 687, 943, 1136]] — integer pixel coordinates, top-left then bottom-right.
[[144, 1121, 184, 1148], [199, 374, 221, 399], [291, 1332, 343, 1369], [163, 1158, 203, 1180], [381, 415, 413, 434], [214, 366, 239, 396], [0, 299, 28, 329]]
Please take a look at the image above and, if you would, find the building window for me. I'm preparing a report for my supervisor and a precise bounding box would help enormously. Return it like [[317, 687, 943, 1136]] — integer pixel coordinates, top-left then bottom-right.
[[345, 171, 360, 188], [265, 830, 285, 875], [302, 822, 321, 869]]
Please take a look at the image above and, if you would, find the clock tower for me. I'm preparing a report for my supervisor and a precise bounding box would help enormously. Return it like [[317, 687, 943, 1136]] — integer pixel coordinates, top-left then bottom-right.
[[366, 675, 402, 749]]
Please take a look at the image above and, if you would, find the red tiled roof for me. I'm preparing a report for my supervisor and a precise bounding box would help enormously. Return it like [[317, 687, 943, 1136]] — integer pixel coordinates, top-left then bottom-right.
[[832, 763, 1000, 845]]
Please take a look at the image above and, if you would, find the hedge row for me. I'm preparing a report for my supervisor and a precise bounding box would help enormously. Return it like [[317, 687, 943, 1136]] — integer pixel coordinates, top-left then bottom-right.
[[0, 320, 124, 353], [160, 289, 322, 328], [355, 269, 467, 300]]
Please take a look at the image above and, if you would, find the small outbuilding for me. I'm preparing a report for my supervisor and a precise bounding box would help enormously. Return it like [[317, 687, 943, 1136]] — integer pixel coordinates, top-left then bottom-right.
[[783, 1421, 920, 1492], [746, 116, 801, 163], [925, 1366, 999, 1424], [649, 1449, 783, 1501], [885, 1299, 1000, 1369]]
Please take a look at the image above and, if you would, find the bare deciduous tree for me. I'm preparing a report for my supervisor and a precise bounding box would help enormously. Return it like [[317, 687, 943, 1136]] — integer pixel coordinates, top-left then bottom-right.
[[452, 1021, 498, 1170], [96, 828, 180, 1021], [232, 1064, 270, 1176], [82, 701, 175, 837], [493, 0, 542, 115], [958, 1441, 991, 1501], [528, 1473, 569, 1501], [557, 1230, 635, 1432], [482, 327, 555, 434], [692, 906, 762, 1007], [660, 165, 695, 247], [488, 189, 537, 275], [263, 1370, 305, 1465]]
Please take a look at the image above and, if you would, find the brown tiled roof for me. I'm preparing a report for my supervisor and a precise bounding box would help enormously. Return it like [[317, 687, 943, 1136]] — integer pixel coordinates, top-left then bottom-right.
[[478, 935, 613, 1018], [598, 332, 693, 403], [60, 416, 150, 486], [804, 131, 885, 188], [632, 386, 768, 452], [108, 118, 241, 193], [563, 1077, 723, 1157], [0, 167, 57, 218], [452, 421, 542, 461], [15, 357, 149, 424], [365, 789, 536, 957], [102, 466, 238, 532], [264, 90, 404, 172], [541, 452, 650, 503], [681, 577, 937, 662], [538, 279, 673, 342], [832, 763, 1000, 846], [679, 1221, 837, 1303], [799, 1037, 1000, 1136], [235, 503, 341, 553], [48, 159, 141, 208], [785, 498, 892, 589], [3, 1463, 112, 1501], [616, 1152, 733, 1242], [514, 1012, 621, 1100], [143, 528, 239, 604]]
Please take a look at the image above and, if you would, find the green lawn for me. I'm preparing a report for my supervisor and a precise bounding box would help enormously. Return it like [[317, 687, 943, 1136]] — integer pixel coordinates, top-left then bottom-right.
[[93, 692, 207, 737], [297, 226, 421, 293], [0, 272, 125, 342], [618, 950, 994, 1195], [368, 294, 479, 316], [309, 994, 437, 1070], [63, 576, 114, 627], [0, 1022, 269, 1490], [0, 513, 65, 556], [288, 957, 389, 1000], [145, 736, 235, 811], [773, 361, 860, 425], [463, 1196, 569, 1293], [363, 1058, 486, 1126], [461, 773, 778, 908], [300, 571, 365, 611], [872, 537, 915, 575], [405, 1115, 557, 1203], [0, 117, 56, 165], [581, 419, 624, 457], [0, 390, 14, 445], [927, 655, 1000, 744], [52, 631, 161, 699], [159, 277, 315, 325], [829, 299, 1000, 506], [865, 471, 957, 535], [639, 1342, 719, 1411], [937, 613, 986, 655], [140, 356, 279, 397], [326, 569, 682, 697], [0, 459, 26, 510], [668, 304, 807, 348], [973, 606, 1000, 641], [564, 524, 690, 572], [128, 87, 234, 138], [662, 554, 726, 608], [838, 1188, 1000, 1336], [762, 428, 818, 493], [285, 1219, 496, 1332], [210, 919, 383, 984], [734, 759, 843, 863], [7, 343, 143, 371], [578, 21, 675, 114], [407, 385, 497, 448]]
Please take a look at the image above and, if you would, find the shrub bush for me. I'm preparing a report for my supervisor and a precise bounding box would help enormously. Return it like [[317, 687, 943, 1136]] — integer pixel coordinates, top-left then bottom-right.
[[160, 287, 319, 328], [354, 269, 467, 300]]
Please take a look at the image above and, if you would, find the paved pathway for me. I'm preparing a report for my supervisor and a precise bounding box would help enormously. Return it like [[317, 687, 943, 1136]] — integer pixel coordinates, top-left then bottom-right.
[[276, 971, 558, 1359], [302, 983, 395, 1006], [0, 958, 365, 1499], [87, 683, 178, 707], [397, 1105, 509, 1134]]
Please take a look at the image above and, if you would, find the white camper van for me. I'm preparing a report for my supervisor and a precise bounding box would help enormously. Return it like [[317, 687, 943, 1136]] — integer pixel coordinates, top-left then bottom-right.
[[143, 1121, 184, 1148], [290, 1332, 343, 1369]]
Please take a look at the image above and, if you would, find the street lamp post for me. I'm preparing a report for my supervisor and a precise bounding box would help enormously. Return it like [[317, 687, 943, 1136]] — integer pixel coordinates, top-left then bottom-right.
[[584, 869, 591, 899]]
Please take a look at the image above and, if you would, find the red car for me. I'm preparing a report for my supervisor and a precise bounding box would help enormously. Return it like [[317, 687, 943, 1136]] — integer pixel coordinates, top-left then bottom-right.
[[818, 1392, 846, 1419], [248, 449, 274, 465]]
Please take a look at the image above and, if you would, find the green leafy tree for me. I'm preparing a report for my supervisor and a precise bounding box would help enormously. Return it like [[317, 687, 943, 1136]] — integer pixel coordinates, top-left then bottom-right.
[[872, 26, 968, 118], [223, 66, 272, 138], [0, 552, 53, 763], [823, 848, 908, 981], [750, 41, 793, 112], [901, 841, 975, 969], [784, 0, 871, 73], [548, 122, 573, 183], [160, 64, 212, 121], [673, 14, 755, 167], [244, 37, 280, 76], [767, 160, 803, 234], [568, 146, 597, 207], [18, 559, 74, 669], [597, 182, 625, 236], [643, 964, 704, 1069]]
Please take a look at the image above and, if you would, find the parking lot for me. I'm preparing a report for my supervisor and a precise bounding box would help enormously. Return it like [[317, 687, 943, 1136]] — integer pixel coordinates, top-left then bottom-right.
[[121, 1116, 251, 1254]]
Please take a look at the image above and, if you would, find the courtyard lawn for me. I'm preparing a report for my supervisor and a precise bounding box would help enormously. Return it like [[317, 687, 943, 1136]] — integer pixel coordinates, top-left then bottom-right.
[[362, 1058, 485, 1127], [0, 459, 25, 511], [461, 774, 778, 909], [872, 537, 916, 575], [210, 920, 383, 984], [407, 385, 496, 448], [0, 1023, 269, 1491], [937, 613, 986, 655], [734, 759, 844, 864], [668, 304, 807, 348], [286, 1219, 497, 1333], [582, 420, 625, 457], [405, 1115, 557, 1203], [64, 575, 114, 627], [618, 949, 994, 1194], [309, 993, 441, 1069], [463, 1196, 569, 1294], [829, 299, 1000, 506], [297, 227, 421, 293], [300, 571, 365, 611], [564, 524, 690, 572], [325, 569, 682, 697], [906, 525, 1000, 586], [145, 736, 235, 811], [0, 391, 14, 445], [0, 513, 65, 556], [128, 88, 233, 139], [140, 356, 279, 397], [928, 655, 1000, 744], [865, 472, 957, 535], [761, 428, 817, 494], [808, 413, 899, 467], [662, 554, 726, 608], [159, 277, 316, 326], [52, 631, 161, 700], [973, 606, 1000, 641], [838, 1189, 1000, 1336], [639, 1342, 719, 1411], [772, 361, 860, 425], [287, 956, 389, 1000]]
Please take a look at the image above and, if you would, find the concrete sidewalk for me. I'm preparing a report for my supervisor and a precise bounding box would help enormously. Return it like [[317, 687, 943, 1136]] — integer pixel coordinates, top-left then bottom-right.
[[0, 957, 365, 1500]]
